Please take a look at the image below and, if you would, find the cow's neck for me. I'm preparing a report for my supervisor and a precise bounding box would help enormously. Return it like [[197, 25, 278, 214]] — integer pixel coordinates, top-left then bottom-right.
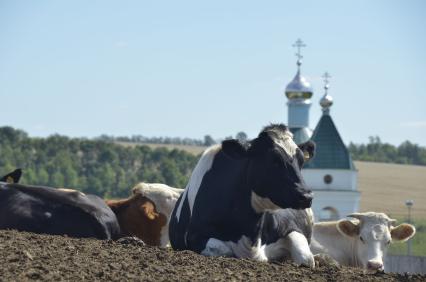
[[338, 234, 362, 267], [349, 238, 362, 268], [250, 191, 283, 213], [229, 167, 263, 242]]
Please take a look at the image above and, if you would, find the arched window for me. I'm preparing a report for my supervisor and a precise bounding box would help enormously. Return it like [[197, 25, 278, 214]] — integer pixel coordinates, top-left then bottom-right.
[[319, 206, 339, 221]]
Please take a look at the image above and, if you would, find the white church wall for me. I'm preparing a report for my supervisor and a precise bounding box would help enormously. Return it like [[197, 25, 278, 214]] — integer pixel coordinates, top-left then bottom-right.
[[311, 190, 361, 221], [302, 169, 358, 191]]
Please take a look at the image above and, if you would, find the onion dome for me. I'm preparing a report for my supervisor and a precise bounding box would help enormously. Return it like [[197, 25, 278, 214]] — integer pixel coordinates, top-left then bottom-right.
[[285, 39, 313, 100], [319, 72, 333, 113]]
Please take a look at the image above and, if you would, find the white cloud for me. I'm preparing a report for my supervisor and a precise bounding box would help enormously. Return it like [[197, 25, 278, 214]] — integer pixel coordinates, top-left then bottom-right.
[[399, 121, 426, 128]]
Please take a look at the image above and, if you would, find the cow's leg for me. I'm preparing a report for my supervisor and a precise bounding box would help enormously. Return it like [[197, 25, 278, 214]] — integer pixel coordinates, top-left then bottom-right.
[[228, 236, 268, 262], [200, 238, 234, 257], [265, 232, 314, 267], [286, 231, 315, 268], [264, 238, 291, 261]]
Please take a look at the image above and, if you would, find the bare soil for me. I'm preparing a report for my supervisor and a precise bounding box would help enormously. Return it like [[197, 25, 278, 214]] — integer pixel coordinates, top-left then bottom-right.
[[0, 230, 424, 281]]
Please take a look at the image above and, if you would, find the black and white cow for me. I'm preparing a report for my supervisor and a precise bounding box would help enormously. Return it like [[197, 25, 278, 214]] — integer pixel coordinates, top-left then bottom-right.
[[0, 182, 121, 240], [169, 124, 315, 261]]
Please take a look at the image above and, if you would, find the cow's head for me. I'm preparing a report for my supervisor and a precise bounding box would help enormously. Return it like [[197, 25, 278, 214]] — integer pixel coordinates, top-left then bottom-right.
[[106, 194, 168, 246], [337, 212, 416, 272], [222, 124, 315, 211], [0, 169, 22, 184]]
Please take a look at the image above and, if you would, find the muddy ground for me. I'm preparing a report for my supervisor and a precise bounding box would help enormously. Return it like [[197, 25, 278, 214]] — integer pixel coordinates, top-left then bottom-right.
[[0, 230, 424, 281]]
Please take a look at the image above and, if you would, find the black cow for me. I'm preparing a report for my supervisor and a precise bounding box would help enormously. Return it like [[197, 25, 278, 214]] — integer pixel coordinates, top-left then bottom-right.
[[0, 182, 121, 240], [169, 124, 315, 260]]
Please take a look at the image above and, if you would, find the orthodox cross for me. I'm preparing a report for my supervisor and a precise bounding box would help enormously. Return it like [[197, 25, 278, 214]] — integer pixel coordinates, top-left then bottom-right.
[[292, 38, 306, 61]]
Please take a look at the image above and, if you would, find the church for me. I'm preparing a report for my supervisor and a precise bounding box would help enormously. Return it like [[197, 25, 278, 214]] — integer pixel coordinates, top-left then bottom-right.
[[284, 39, 360, 221]]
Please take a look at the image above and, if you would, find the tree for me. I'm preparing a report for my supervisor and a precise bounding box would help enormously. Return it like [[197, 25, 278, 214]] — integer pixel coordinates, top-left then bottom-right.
[[236, 131, 248, 142], [203, 135, 215, 146]]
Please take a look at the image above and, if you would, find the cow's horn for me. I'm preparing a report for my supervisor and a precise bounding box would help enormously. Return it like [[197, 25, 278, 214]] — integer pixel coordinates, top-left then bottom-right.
[[388, 218, 397, 224], [347, 213, 364, 220]]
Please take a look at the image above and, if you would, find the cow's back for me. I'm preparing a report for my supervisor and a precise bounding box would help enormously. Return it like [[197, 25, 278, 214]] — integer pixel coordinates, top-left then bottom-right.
[[0, 183, 121, 240], [169, 146, 250, 252]]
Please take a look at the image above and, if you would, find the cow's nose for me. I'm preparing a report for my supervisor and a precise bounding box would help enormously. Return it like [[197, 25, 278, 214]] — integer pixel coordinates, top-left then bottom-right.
[[367, 260, 383, 271], [298, 192, 313, 208]]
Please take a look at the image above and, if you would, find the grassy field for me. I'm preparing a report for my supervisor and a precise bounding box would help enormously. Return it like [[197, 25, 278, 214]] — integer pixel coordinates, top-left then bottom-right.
[[355, 161, 426, 220]]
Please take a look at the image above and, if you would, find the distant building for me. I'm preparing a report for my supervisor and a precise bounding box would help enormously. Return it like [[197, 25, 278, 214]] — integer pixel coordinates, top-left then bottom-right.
[[284, 39, 360, 221]]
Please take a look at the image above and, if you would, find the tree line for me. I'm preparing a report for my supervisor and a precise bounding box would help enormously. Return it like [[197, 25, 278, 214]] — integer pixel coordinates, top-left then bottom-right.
[[0, 127, 198, 198], [1, 127, 425, 198], [348, 136, 426, 166]]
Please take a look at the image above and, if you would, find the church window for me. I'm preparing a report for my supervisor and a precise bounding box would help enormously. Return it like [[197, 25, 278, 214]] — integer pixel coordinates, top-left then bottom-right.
[[324, 174, 333, 184]]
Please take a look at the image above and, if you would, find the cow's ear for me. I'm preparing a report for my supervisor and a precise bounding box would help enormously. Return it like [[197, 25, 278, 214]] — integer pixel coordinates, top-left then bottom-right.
[[390, 224, 416, 242], [106, 198, 131, 213], [298, 141, 315, 162], [337, 220, 359, 237], [140, 201, 160, 220], [222, 139, 248, 160], [0, 168, 22, 183], [247, 132, 274, 157]]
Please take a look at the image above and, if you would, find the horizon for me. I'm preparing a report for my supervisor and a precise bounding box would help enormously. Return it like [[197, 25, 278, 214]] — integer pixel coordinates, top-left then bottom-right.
[[1, 1, 425, 146], [2, 123, 423, 148]]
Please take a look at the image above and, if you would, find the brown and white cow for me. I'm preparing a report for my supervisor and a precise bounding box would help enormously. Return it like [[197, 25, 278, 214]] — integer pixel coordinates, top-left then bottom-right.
[[310, 212, 416, 272], [106, 183, 183, 247]]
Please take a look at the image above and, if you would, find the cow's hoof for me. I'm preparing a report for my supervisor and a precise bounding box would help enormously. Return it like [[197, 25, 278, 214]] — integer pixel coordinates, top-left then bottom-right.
[[295, 253, 315, 269], [117, 236, 146, 246], [314, 253, 340, 268], [201, 238, 233, 257]]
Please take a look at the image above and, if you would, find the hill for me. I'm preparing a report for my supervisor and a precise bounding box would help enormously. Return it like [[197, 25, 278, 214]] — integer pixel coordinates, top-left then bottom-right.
[[355, 161, 426, 220]]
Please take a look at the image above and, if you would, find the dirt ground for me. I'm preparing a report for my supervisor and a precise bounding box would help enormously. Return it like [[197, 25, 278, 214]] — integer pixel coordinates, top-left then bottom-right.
[[0, 230, 424, 282]]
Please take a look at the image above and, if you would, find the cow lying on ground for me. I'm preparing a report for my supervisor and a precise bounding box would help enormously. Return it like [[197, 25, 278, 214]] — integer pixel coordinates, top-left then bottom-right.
[[310, 212, 416, 272], [106, 183, 183, 247], [0, 182, 121, 240], [170, 124, 315, 261]]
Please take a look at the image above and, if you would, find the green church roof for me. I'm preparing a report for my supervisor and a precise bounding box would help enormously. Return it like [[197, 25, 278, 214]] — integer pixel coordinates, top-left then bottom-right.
[[304, 114, 356, 170]]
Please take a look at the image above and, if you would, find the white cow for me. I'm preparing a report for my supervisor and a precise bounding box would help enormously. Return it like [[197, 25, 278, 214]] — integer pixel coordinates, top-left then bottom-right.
[[310, 212, 416, 272], [132, 182, 184, 247]]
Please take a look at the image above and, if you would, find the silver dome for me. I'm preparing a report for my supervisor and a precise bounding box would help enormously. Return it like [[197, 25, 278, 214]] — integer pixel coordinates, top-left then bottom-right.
[[320, 72, 333, 112], [285, 68, 313, 100], [320, 93, 333, 109]]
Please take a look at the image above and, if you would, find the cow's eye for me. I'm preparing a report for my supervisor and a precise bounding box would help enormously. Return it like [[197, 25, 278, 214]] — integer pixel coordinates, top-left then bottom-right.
[[360, 236, 365, 243], [386, 240, 391, 245]]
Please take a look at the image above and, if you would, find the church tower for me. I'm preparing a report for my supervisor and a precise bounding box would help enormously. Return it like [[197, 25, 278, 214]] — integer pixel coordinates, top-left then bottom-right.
[[302, 73, 360, 221], [285, 39, 313, 144]]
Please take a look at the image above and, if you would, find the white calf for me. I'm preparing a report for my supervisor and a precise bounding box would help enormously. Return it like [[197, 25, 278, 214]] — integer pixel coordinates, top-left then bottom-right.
[[310, 212, 416, 272]]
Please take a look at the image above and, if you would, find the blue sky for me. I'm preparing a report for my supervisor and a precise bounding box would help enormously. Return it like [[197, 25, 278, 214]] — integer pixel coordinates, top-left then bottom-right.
[[0, 0, 425, 145]]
